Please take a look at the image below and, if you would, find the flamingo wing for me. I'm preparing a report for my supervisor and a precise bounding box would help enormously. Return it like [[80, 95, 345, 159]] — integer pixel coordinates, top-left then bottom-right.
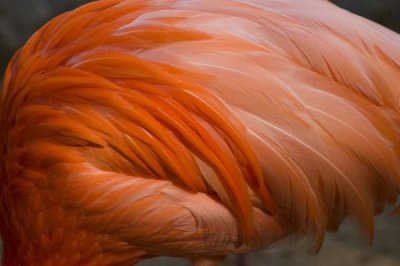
[[1, 0, 400, 264]]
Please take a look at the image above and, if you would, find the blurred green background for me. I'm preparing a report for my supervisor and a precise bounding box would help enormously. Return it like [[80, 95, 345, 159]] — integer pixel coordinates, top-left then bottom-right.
[[0, 1, 399, 265]]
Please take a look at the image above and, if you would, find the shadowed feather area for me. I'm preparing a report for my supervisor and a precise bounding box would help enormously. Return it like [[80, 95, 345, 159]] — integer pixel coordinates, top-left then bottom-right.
[[1, 0, 400, 265]]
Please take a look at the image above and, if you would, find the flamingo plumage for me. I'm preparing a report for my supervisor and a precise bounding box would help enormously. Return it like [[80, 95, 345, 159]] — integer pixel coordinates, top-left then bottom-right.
[[1, 0, 400, 265]]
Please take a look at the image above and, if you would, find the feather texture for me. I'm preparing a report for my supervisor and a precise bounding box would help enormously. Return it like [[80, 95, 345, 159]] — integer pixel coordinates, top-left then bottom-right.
[[1, 0, 400, 265]]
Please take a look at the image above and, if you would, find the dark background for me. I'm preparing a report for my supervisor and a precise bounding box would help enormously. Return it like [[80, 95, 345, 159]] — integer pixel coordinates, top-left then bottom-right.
[[0, 1, 399, 265]]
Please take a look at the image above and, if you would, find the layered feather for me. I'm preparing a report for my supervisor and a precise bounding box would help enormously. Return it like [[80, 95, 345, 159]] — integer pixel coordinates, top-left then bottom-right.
[[1, 0, 400, 264]]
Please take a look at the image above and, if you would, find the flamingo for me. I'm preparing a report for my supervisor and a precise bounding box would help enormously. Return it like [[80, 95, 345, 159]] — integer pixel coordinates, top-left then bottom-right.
[[1, 0, 400, 265]]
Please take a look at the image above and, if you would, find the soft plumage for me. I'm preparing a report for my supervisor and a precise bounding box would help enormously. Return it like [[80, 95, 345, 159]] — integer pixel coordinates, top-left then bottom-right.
[[1, 0, 400, 265]]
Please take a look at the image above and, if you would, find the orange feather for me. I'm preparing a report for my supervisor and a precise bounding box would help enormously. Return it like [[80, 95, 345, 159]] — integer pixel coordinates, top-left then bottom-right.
[[1, 0, 400, 265]]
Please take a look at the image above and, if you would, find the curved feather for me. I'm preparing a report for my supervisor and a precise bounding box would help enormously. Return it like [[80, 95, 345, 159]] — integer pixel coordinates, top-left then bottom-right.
[[1, 0, 400, 264]]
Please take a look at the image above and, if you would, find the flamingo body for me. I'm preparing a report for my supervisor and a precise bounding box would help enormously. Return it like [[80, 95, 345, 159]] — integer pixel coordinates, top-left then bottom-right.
[[1, 0, 400, 265]]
